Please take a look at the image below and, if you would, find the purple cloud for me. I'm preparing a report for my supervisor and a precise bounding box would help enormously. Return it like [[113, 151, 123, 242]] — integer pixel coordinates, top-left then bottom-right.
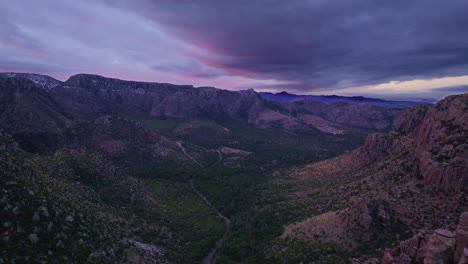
[[1, 0, 468, 96]]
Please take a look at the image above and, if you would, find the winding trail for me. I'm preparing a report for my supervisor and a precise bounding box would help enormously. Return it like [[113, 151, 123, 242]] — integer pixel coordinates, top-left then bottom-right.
[[176, 141, 230, 264], [176, 141, 202, 166]]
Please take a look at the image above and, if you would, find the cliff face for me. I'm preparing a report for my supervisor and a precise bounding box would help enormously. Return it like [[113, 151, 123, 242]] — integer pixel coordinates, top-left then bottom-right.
[[272, 94, 467, 261], [359, 93, 468, 192], [413, 94, 468, 191], [58, 74, 253, 120]]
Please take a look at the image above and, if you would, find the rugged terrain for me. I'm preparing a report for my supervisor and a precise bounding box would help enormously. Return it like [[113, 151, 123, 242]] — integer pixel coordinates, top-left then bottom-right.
[[0, 72, 466, 263], [264, 94, 467, 263]]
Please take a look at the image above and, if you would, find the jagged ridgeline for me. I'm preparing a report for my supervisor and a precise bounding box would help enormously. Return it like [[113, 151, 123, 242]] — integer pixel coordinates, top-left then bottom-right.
[[0, 72, 467, 264]]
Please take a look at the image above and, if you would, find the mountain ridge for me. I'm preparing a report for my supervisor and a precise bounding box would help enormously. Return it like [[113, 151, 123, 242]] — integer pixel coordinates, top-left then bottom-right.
[[1, 72, 405, 133], [250, 90, 432, 107]]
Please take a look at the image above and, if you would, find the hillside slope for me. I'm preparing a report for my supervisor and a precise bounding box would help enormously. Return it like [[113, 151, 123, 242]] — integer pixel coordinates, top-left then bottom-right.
[[265, 94, 467, 263]]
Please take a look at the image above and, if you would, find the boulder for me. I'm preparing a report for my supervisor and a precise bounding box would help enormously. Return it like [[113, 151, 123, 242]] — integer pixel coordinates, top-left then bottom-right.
[[399, 231, 429, 260], [381, 231, 429, 264], [424, 229, 456, 264]]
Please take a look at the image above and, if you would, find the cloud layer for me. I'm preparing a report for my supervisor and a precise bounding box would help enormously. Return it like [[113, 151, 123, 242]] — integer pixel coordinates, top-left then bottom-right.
[[1, 0, 468, 98]]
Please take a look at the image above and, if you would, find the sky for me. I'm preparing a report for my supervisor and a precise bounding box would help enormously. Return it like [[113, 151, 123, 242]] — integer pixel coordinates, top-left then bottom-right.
[[1, 0, 468, 100]]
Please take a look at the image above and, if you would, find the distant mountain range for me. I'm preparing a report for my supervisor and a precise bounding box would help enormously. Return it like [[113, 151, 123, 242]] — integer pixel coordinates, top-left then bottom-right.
[[241, 90, 432, 108]]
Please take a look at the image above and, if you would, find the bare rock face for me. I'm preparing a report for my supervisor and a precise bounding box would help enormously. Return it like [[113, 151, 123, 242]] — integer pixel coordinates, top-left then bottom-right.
[[381, 231, 429, 264], [424, 229, 456, 264], [414, 94, 468, 191], [395, 104, 431, 134], [400, 231, 429, 260], [455, 212, 468, 263]]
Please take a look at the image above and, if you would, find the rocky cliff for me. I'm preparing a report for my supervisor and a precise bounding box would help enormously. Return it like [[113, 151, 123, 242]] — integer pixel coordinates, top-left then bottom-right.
[[413, 94, 468, 191], [270, 94, 467, 262]]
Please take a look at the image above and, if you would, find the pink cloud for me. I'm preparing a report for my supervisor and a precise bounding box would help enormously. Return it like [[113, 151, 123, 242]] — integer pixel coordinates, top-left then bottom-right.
[[0, 38, 46, 56]]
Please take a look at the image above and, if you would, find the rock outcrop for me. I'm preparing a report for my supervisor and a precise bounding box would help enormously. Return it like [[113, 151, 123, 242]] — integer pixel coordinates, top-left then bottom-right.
[[395, 104, 431, 134], [424, 229, 456, 264], [455, 212, 468, 263], [358, 94, 468, 192], [381, 212, 467, 264], [413, 94, 468, 191]]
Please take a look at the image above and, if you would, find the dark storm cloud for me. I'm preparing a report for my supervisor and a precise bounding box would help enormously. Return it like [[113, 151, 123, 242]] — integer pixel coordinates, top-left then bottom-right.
[[1, 0, 468, 95], [112, 0, 468, 90]]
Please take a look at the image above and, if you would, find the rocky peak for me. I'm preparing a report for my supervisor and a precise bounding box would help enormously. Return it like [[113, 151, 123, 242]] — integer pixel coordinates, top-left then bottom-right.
[[228, 88, 264, 119], [243, 88, 260, 98]]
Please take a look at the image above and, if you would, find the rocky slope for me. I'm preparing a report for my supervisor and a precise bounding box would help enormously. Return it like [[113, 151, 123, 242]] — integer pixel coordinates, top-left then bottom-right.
[[265, 94, 467, 263]]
